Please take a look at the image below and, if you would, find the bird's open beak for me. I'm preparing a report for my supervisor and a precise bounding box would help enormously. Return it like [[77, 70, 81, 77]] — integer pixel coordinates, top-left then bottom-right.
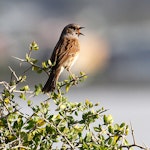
[[79, 27, 85, 36], [79, 27, 85, 29]]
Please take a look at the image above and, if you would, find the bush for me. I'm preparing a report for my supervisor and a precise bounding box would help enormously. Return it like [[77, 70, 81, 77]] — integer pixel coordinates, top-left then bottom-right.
[[0, 42, 148, 150]]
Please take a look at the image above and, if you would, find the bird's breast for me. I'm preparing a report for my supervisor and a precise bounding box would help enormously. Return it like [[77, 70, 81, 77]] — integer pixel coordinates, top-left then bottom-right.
[[60, 37, 80, 70]]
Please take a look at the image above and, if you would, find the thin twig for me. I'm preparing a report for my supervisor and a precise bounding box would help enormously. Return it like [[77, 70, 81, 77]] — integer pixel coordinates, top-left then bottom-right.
[[60, 74, 87, 88], [0, 81, 10, 89], [11, 145, 31, 150], [12, 56, 26, 62], [121, 144, 147, 149], [28, 61, 49, 75], [120, 122, 148, 149], [3, 138, 19, 149], [8, 66, 21, 87], [130, 122, 136, 144], [13, 90, 33, 94], [23, 66, 32, 74], [12, 55, 50, 76], [41, 116, 75, 149]]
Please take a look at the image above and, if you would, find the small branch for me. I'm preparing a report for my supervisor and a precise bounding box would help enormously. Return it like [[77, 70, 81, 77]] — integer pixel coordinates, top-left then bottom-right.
[[88, 126, 100, 144], [23, 66, 32, 74], [35, 135, 43, 150], [28, 61, 49, 75], [41, 115, 75, 149], [121, 144, 147, 149], [13, 90, 33, 94], [3, 138, 19, 149], [60, 74, 87, 88], [130, 122, 136, 144], [11, 145, 31, 150], [7, 118, 17, 138], [0, 81, 10, 89], [0, 81, 16, 93], [28, 49, 32, 58], [8, 66, 21, 89], [12, 56, 50, 76], [120, 122, 148, 149], [12, 56, 26, 62]]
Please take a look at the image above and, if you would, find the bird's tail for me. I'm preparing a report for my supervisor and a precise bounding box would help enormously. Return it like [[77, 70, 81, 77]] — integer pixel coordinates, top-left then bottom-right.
[[42, 68, 61, 93]]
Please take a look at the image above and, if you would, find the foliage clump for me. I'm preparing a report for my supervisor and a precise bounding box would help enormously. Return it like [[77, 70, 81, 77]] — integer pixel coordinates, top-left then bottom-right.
[[0, 42, 148, 150]]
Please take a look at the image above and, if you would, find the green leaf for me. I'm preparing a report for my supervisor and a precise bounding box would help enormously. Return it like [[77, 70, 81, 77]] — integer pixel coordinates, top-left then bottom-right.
[[4, 98, 10, 104], [28, 132, 34, 141], [20, 85, 30, 91], [29, 41, 39, 51], [19, 93, 26, 100], [31, 58, 38, 64], [32, 66, 42, 73], [60, 104, 66, 110], [18, 75, 27, 82], [34, 84, 42, 95], [125, 125, 129, 135], [75, 111, 78, 116], [82, 141, 89, 149], [108, 125, 114, 134], [26, 53, 30, 62], [65, 83, 71, 92], [25, 119, 35, 130], [94, 127, 101, 132], [120, 123, 125, 128], [48, 59, 52, 66], [108, 137, 113, 145], [42, 61, 48, 69], [27, 100, 32, 106], [103, 114, 113, 125], [85, 132, 92, 142]]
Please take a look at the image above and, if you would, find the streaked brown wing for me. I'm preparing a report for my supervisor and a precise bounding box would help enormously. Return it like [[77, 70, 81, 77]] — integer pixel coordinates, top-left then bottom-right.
[[50, 38, 64, 64], [55, 38, 80, 67]]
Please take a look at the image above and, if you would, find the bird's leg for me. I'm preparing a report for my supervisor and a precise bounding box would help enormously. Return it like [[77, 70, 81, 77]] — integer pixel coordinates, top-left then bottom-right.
[[67, 69, 75, 80], [66, 68, 78, 85]]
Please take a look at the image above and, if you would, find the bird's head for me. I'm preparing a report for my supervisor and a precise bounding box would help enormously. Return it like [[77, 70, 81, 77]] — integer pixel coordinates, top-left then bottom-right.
[[62, 24, 84, 38]]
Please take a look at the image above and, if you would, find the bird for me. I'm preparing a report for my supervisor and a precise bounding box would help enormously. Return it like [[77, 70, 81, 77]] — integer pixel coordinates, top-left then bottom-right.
[[42, 23, 84, 93]]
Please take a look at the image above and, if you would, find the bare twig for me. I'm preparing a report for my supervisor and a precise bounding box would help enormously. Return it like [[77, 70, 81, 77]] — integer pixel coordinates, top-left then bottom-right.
[[23, 66, 32, 74], [59, 74, 87, 88], [8, 66, 19, 81], [12, 56, 50, 76], [12, 56, 25, 62], [130, 122, 136, 144], [41, 115, 75, 149], [121, 144, 147, 149], [120, 122, 148, 150], [13, 90, 33, 94], [0, 81, 10, 89]]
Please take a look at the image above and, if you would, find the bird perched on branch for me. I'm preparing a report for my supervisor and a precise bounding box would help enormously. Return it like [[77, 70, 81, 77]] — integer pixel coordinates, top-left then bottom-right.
[[42, 23, 84, 93]]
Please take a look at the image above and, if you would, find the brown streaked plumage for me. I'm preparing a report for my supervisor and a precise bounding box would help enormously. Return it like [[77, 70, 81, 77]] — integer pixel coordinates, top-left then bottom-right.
[[42, 24, 84, 93]]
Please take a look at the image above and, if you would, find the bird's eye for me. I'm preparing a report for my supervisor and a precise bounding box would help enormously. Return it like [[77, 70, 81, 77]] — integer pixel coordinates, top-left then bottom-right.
[[69, 26, 76, 30]]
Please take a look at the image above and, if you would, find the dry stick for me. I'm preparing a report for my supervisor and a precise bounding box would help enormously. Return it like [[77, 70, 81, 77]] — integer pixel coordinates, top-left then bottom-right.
[[59, 74, 87, 88], [121, 144, 147, 150], [8, 66, 22, 90], [120, 122, 147, 150], [12, 56, 25, 62], [130, 122, 136, 144], [12, 56, 50, 75], [8, 66, 19, 81], [41, 116, 75, 149], [23, 66, 32, 74], [11, 145, 31, 150], [0, 81, 10, 90], [3, 138, 20, 149]]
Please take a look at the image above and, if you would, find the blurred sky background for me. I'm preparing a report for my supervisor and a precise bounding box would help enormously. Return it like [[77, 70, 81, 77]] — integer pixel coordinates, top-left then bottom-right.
[[0, 0, 150, 148]]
